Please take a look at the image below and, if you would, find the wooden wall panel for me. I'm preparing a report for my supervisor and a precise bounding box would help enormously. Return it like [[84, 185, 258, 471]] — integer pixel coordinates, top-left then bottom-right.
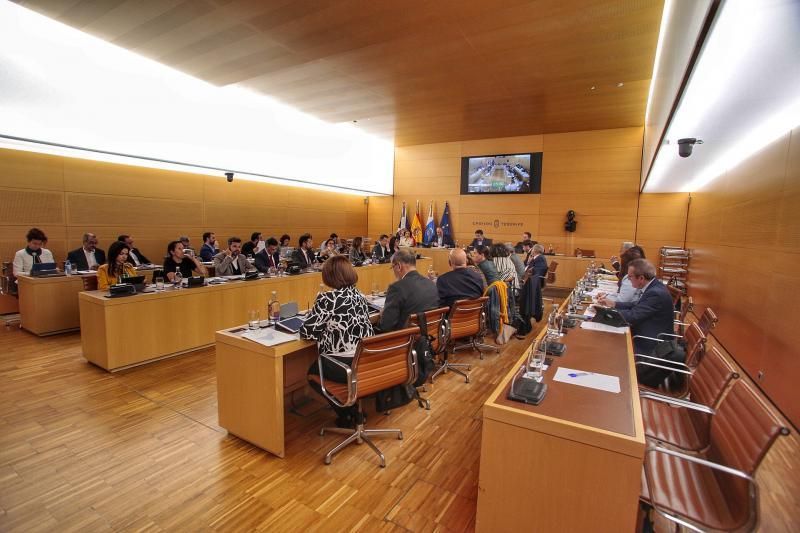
[[0, 149, 369, 266], [635, 192, 689, 254], [685, 128, 800, 427]]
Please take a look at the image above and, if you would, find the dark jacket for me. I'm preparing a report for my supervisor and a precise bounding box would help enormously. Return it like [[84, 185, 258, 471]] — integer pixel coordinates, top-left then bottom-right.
[[254, 249, 280, 273], [372, 243, 391, 262], [529, 254, 548, 287], [432, 234, 455, 248], [241, 241, 259, 257], [125, 247, 150, 266], [67, 247, 106, 270], [437, 268, 486, 308], [199, 243, 217, 262], [470, 238, 493, 248], [616, 279, 675, 354], [292, 247, 316, 269], [379, 270, 439, 332]]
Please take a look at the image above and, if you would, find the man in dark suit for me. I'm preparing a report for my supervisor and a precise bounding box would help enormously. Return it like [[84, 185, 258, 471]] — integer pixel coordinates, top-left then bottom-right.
[[292, 233, 317, 268], [241, 232, 262, 257], [514, 231, 533, 253], [199, 232, 218, 262], [469, 229, 492, 249], [527, 243, 548, 287], [118, 234, 151, 266], [432, 227, 454, 248], [379, 249, 439, 332], [371, 234, 391, 262], [598, 258, 674, 355], [255, 237, 280, 273], [67, 233, 105, 270], [437, 249, 485, 308]]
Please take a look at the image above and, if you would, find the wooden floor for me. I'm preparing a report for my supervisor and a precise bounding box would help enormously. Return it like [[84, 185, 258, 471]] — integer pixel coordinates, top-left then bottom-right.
[[1, 321, 798, 532]]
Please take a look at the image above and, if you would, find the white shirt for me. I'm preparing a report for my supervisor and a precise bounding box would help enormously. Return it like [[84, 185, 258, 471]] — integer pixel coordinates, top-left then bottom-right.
[[129, 249, 142, 266], [83, 248, 98, 269], [13, 248, 55, 276], [436, 236, 444, 246]]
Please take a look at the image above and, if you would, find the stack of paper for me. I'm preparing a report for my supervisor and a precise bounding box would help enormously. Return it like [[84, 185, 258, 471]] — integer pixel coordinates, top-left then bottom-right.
[[553, 367, 620, 393], [579, 321, 628, 334], [240, 328, 299, 346]]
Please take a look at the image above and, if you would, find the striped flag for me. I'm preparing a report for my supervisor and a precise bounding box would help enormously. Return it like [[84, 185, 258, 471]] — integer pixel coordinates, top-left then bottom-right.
[[411, 201, 423, 245]]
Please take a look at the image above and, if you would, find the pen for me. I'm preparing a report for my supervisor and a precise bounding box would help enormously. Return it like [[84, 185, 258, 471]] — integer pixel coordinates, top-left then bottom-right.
[[568, 372, 592, 378]]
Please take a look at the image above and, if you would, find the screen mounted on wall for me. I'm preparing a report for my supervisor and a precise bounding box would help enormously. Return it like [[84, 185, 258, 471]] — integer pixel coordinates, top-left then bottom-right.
[[460, 153, 542, 194]]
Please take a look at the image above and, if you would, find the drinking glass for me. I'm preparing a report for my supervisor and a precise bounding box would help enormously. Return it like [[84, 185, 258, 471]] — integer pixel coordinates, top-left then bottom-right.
[[371, 281, 379, 297], [531, 342, 547, 381], [155, 276, 164, 292], [248, 310, 260, 330], [174, 270, 183, 289], [267, 266, 277, 277]]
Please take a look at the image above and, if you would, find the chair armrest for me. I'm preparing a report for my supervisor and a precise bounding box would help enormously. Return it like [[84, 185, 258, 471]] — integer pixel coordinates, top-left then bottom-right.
[[634, 353, 692, 371], [673, 321, 690, 327], [317, 353, 355, 408], [636, 360, 693, 376], [646, 445, 753, 482], [658, 332, 683, 339], [633, 335, 666, 343], [639, 391, 714, 413]]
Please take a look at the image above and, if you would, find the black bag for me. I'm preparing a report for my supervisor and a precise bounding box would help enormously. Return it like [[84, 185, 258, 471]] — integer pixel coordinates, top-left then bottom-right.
[[413, 312, 436, 387], [636, 339, 686, 388], [375, 384, 416, 412]]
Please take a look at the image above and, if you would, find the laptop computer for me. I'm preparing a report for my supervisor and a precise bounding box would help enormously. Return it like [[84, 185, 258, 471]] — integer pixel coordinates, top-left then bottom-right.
[[31, 262, 63, 277]]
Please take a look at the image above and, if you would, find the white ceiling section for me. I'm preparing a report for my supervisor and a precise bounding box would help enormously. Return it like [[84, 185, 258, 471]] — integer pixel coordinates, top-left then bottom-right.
[[643, 0, 800, 193], [0, 1, 394, 195]]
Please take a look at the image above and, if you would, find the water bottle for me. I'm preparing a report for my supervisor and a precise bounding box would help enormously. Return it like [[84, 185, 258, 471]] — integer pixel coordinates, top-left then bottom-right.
[[64, 260, 72, 276], [371, 251, 378, 265], [174, 269, 183, 288], [268, 291, 280, 324]]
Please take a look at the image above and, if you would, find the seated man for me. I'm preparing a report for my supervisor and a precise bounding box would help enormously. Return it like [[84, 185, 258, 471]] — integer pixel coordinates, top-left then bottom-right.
[[292, 233, 317, 268], [526, 243, 548, 287], [506, 243, 526, 281], [241, 232, 262, 257], [67, 233, 105, 271], [470, 229, 492, 248], [254, 237, 280, 273], [432, 226, 454, 248], [213, 237, 256, 276], [471, 245, 501, 285], [371, 234, 391, 262], [13, 227, 55, 276], [597, 258, 674, 355], [379, 249, 439, 332], [437, 249, 486, 308], [514, 231, 533, 253], [199, 232, 217, 262], [118, 234, 151, 266], [163, 240, 207, 282], [611, 241, 635, 274], [178, 235, 195, 257]]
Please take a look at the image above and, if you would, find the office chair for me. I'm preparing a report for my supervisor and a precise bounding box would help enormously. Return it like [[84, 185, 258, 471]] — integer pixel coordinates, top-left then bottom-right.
[[407, 306, 450, 408], [311, 327, 418, 467], [447, 295, 498, 365], [641, 380, 790, 532], [697, 307, 719, 337]]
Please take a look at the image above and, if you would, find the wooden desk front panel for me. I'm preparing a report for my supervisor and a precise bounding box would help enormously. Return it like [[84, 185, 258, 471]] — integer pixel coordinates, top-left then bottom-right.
[[79, 259, 431, 370], [19, 274, 89, 335]]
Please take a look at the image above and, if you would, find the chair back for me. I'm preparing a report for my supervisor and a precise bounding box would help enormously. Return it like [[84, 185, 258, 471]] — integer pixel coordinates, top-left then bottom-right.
[[575, 248, 595, 257], [448, 297, 488, 342], [82, 276, 98, 291], [697, 307, 719, 336], [683, 322, 706, 368], [666, 284, 682, 307], [546, 260, 558, 285], [408, 307, 449, 353], [687, 347, 738, 435], [679, 295, 693, 323], [708, 381, 789, 519], [351, 327, 417, 399]]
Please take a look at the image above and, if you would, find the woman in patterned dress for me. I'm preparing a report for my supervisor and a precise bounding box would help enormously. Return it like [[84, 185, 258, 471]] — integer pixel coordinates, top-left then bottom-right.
[[302, 255, 374, 427]]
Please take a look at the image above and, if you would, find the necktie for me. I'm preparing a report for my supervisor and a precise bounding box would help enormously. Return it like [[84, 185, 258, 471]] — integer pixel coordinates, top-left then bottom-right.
[[634, 289, 643, 302]]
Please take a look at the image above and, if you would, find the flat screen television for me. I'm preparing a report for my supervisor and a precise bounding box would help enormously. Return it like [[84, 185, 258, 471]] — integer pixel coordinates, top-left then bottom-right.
[[460, 152, 542, 194]]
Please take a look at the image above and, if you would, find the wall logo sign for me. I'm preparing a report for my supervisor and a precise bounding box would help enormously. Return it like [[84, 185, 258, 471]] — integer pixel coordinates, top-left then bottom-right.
[[471, 218, 524, 229]]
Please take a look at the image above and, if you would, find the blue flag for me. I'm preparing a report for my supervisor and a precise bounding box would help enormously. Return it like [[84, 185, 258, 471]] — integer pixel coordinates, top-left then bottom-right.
[[423, 201, 436, 244], [440, 201, 453, 241]]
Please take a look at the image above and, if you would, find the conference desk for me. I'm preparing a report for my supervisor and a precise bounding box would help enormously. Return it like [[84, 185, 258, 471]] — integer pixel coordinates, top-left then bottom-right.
[[16, 266, 159, 336], [78, 258, 431, 371], [475, 298, 645, 532]]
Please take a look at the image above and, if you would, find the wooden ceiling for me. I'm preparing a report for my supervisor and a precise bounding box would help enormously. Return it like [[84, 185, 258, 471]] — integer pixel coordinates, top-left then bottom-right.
[[16, 0, 664, 146]]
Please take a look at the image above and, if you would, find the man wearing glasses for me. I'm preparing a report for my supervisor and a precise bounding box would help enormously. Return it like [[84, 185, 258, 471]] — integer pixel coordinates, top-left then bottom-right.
[[377, 249, 438, 332]]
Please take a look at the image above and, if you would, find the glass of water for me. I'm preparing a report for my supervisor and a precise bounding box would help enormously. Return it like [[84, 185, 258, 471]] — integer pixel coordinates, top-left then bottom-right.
[[531, 340, 547, 381], [155, 276, 164, 292], [371, 281, 379, 297], [248, 310, 260, 330]]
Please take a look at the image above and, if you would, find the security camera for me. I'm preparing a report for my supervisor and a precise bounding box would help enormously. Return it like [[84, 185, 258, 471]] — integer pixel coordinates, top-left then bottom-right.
[[225, 172, 234, 183], [677, 138, 703, 158]]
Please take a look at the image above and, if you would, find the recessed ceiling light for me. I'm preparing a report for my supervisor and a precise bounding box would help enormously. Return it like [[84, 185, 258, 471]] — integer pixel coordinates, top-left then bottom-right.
[[617, 82, 624, 88], [590, 86, 596, 91]]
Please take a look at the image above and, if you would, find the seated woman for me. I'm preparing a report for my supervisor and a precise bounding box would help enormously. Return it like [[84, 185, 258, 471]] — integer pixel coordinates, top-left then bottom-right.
[[163, 240, 207, 282], [398, 229, 414, 247], [97, 241, 137, 290], [349, 237, 366, 263], [388, 235, 401, 256], [302, 256, 374, 428], [317, 238, 340, 261]]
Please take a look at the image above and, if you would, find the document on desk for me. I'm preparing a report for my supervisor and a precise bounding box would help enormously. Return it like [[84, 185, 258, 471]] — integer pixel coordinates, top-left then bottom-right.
[[580, 321, 628, 334], [240, 328, 299, 347], [553, 367, 620, 393], [366, 296, 386, 310]]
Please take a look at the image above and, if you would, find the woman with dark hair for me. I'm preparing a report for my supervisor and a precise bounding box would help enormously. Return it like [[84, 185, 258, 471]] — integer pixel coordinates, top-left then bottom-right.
[[163, 240, 207, 282], [96, 241, 136, 290], [388, 235, 401, 256], [317, 238, 339, 261], [301, 256, 374, 427], [349, 236, 366, 263], [279, 234, 291, 247], [398, 228, 414, 247], [13, 227, 55, 276]]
